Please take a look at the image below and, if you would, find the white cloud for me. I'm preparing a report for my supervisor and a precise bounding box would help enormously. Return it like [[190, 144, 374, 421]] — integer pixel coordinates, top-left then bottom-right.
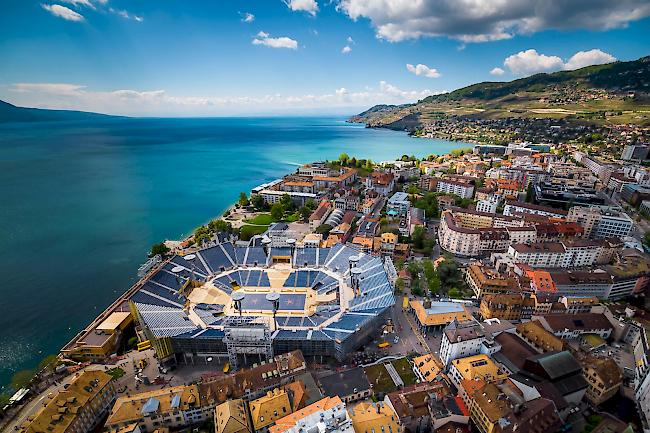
[[347, 36, 354, 44], [341, 45, 352, 54], [6, 81, 435, 116], [284, 0, 319, 16], [60, 0, 95, 9], [504, 49, 565, 76], [109, 8, 143, 22], [490, 67, 505, 76], [564, 49, 616, 70], [241, 12, 255, 23], [336, 0, 650, 42], [252, 31, 298, 49], [41, 4, 84, 21], [406, 63, 441, 78], [503, 48, 617, 76]]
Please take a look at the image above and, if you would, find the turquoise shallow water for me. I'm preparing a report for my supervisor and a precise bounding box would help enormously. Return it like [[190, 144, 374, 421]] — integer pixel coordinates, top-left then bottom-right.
[[0, 116, 469, 390]]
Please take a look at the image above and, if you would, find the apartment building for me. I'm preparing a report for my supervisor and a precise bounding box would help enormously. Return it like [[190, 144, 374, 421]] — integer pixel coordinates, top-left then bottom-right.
[[17, 371, 115, 433], [480, 294, 524, 322], [582, 357, 622, 406], [440, 319, 487, 366], [436, 178, 475, 199], [105, 385, 212, 432], [269, 396, 352, 433], [567, 206, 633, 239], [387, 191, 410, 217], [503, 201, 568, 219], [448, 355, 508, 390], [464, 263, 519, 298]]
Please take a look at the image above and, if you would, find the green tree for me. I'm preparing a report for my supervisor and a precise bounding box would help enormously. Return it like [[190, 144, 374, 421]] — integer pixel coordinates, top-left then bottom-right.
[[38, 354, 59, 372], [429, 272, 441, 294], [238, 192, 249, 207], [395, 278, 404, 293], [299, 206, 311, 222], [412, 226, 426, 250], [280, 194, 294, 212], [251, 194, 265, 210], [305, 199, 317, 211], [11, 370, 34, 390], [315, 224, 333, 237], [150, 242, 170, 257], [339, 153, 349, 165], [270, 203, 284, 221], [128, 337, 139, 349], [644, 232, 650, 249], [207, 219, 233, 233]]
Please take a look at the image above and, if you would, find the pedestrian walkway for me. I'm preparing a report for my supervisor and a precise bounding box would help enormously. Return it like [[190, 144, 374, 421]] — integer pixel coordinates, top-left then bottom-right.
[[384, 362, 404, 388]]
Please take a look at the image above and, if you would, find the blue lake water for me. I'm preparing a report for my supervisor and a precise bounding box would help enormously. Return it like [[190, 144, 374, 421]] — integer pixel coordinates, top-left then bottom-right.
[[0, 116, 470, 390]]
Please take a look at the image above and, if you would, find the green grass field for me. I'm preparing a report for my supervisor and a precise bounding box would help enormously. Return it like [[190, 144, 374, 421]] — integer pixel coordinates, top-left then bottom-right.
[[244, 213, 274, 225], [239, 225, 268, 241], [391, 358, 417, 385], [364, 364, 398, 394]]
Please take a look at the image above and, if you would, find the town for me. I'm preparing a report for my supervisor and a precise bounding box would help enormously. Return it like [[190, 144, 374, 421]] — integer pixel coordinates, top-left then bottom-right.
[[4, 138, 650, 433]]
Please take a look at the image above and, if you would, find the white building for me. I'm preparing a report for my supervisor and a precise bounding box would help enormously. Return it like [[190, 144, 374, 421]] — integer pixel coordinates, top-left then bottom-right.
[[440, 319, 486, 367], [436, 179, 474, 199], [503, 201, 567, 219], [271, 396, 353, 433], [475, 199, 498, 214]]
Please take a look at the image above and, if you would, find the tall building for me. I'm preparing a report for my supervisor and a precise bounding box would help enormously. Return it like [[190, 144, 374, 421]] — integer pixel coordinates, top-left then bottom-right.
[[622, 144, 649, 161], [17, 371, 116, 433], [440, 319, 486, 366], [567, 206, 633, 239]]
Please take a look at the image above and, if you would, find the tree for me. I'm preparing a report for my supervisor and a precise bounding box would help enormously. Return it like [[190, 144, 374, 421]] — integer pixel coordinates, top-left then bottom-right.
[[238, 192, 249, 207], [150, 242, 170, 257], [280, 194, 294, 212], [305, 199, 317, 211], [38, 354, 59, 372], [412, 226, 426, 250], [251, 194, 265, 210], [429, 272, 441, 294], [208, 219, 232, 233], [128, 337, 139, 349], [339, 153, 349, 165], [315, 224, 333, 237], [11, 370, 34, 390], [271, 203, 284, 221], [644, 232, 650, 249], [299, 206, 311, 222], [395, 278, 404, 293]]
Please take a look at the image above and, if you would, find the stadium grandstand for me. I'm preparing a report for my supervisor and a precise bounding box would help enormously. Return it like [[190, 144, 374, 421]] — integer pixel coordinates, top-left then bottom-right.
[[128, 242, 396, 367]]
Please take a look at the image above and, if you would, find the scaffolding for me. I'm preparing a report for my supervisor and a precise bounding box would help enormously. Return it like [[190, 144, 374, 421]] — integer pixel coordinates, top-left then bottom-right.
[[223, 318, 273, 370]]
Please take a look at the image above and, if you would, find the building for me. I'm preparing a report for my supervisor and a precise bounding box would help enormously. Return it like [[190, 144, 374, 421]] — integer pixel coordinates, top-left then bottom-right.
[[440, 319, 487, 366], [448, 354, 508, 390], [503, 201, 567, 219], [535, 313, 614, 340], [507, 240, 605, 269], [409, 300, 473, 334], [469, 381, 562, 433], [581, 357, 622, 406], [318, 368, 372, 403], [436, 179, 475, 199], [480, 294, 523, 322], [348, 401, 402, 433], [269, 396, 352, 433], [17, 371, 115, 433], [622, 144, 649, 161], [366, 172, 395, 196], [215, 399, 253, 433], [250, 387, 301, 433], [567, 206, 633, 239], [412, 354, 443, 382], [387, 192, 410, 217], [522, 351, 588, 405], [465, 264, 519, 298], [515, 321, 564, 353], [61, 309, 133, 361], [475, 199, 498, 214], [105, 385, 211, 432], [309, 201, 332, 230]]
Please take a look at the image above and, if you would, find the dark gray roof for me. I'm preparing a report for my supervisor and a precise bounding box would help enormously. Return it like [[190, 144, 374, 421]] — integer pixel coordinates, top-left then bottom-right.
[[318, 367, 371, 397], [526, 351, 582, 379]]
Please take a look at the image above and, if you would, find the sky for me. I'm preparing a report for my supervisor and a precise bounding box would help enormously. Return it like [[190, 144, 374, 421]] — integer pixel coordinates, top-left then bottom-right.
[[1, 0, 649, 116]]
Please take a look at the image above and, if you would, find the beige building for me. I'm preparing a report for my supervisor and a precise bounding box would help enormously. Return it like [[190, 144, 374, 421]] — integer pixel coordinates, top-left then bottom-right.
[[17, 371, 115, 433], [582, 357, 622, 406], [348, 401, 401, 433], [105, 385, 211, 432], [215, 399, 252, 433]]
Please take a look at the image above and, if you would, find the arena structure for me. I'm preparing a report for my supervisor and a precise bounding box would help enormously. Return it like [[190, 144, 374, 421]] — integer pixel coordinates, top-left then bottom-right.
[[129, 242, 397, 367]]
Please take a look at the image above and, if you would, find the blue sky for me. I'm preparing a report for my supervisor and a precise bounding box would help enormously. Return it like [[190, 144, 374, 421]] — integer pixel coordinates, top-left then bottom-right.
[[1, 0, 649, 116]]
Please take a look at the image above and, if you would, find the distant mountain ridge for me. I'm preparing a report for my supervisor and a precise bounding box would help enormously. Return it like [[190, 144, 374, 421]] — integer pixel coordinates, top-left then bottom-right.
[[0, 100, 118, 123], [350, 55, 650, 130]]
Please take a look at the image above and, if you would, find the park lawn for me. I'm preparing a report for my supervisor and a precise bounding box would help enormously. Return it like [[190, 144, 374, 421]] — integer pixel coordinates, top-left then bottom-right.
[[364, 364, 398, 394], [107, 368, 125, 379], [284, 213, 300, 223], [391, 358, 417, 386], [239, 224, 269, 241], [244, 213, 275, 225]]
